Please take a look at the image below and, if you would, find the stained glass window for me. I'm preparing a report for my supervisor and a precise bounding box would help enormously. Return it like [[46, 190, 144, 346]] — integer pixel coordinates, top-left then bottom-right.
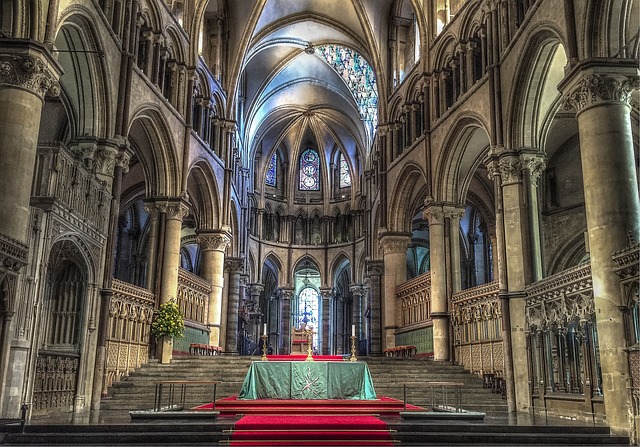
[[266, 152, 277, 186], [315, 45, 378, 141], [299, 148, 320, 191], [298, 286, 319, 348], [339, 153, 351, 188]]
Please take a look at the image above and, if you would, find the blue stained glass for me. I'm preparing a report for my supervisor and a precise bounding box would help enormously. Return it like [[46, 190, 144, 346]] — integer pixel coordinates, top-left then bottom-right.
[[300, 148, 320, 191], [339, 153, 351, 188], [298, 287, 319, 348], [315, 45, 378, 141], [266, 152, 277, 186]]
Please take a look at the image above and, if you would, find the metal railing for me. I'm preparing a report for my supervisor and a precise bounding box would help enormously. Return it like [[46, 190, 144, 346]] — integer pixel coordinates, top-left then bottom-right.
[[153, 380, 221, 412], [376, 381, 465, 413]]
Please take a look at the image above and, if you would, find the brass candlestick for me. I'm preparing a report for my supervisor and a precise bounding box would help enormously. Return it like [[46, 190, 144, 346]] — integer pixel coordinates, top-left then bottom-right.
[[350, 335, 357, 362], [260, 334, 268, 361], [305, 329, 314, 362]]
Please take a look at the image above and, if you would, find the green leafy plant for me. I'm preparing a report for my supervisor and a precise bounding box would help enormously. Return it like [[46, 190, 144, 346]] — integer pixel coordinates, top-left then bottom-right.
[[151, 300, 185, 340]]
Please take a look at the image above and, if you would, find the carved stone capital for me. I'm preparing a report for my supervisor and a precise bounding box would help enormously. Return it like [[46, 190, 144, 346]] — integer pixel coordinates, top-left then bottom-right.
[[94, 144, 119, 179], [378, 233, 412, 255], [349, 283, 366, 296], [520, 153, 547, 187], [247, 282, 265, 296], [160, 200, 190, 221], [423, 205, 445, 225], [365, 260, 384, 277], [563, 72, 640, 112], [498, 155, 522, 185], [0, 46, 61, 99], [197, 231, 231, 252], [443, 205, 467, 225], [319, 287, 334, 300], [278, 286, 294, 300], [224, 256, 244, 273]]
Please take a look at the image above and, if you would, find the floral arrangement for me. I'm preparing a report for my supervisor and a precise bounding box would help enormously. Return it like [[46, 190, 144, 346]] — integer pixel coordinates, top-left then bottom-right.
[[151, 300, 185, 340]]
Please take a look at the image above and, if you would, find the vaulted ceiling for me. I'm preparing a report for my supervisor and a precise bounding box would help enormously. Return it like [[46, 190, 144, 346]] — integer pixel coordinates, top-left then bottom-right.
[[213, 0, 398, 182]]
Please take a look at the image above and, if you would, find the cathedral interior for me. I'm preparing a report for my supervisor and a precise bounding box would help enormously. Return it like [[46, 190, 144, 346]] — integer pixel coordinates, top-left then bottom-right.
[[0, 0, 639, 439]]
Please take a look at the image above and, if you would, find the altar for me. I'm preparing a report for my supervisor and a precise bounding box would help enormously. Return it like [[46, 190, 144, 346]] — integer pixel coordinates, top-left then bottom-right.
[[237, 361, 377, 400]]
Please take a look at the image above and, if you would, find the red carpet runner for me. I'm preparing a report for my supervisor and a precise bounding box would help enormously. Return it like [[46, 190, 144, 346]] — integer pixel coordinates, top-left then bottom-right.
[[229, 414, 394, 446]]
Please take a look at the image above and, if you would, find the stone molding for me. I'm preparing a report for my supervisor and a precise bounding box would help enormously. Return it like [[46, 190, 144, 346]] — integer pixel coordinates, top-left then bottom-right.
[[319, 287, 334, 300], [197, 231, 231, 252], [365, 260, 384, 277], [563, 73, 640, 112], [0, 52, 60, 99], [349, 283, 366, 296], [247, 282, 265, 296]]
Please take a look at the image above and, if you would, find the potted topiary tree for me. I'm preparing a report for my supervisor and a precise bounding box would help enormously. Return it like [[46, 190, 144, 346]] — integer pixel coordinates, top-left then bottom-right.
[[152, 299, 185, 364]]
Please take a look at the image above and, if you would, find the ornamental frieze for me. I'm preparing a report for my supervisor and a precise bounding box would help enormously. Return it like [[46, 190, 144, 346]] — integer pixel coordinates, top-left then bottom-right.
[[0, 53, 60, 98]]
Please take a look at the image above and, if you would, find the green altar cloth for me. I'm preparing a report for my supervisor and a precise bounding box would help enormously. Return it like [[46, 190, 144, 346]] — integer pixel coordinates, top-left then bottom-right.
[[237, 361, 377, 400]]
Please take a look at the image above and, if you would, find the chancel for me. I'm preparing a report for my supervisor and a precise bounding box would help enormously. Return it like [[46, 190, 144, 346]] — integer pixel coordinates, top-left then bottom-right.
[[0, 0, 638, 446]]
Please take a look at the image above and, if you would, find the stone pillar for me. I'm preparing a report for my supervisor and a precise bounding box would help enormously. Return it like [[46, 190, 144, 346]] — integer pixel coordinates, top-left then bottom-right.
[[520, 152, 546, 281], [156, 200, 188, 363], [424, 205, 449, 361], [445, 206, 466, 295], [246, 283, 264, 350], [350, 284, 365, 354], [378, 233, 411, 349], [223, 257, 243, 354], [278, 287, 293, 354], [320, 287, 334, 354], [197, 231, 231, 348], [0, 43, 61, 244], [494, 150, 532, 411], [0, 43, 60, 417], [561, 66, 640, 434], [365, 260, 384, 355]]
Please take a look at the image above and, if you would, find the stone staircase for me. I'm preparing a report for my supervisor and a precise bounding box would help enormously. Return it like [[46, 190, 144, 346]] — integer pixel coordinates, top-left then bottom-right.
[[100, 356, 508, 414]]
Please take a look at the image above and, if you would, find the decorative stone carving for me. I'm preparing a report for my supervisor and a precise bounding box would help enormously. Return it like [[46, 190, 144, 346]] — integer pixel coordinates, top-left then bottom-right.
[[378, 233, 411, 255], [197, 232, 231, 252], [423, 205, 445, 225], [0, 232, 28, 272], [443, 206, 466, 225], [0, 53, 60, 98], [224, 257, 244, 273], [563, 73, 640, 112], [278, 287, 294, 300], [161, 201, 189, 221], [498, 156, 522, 185], [520, 154, 547, 187]]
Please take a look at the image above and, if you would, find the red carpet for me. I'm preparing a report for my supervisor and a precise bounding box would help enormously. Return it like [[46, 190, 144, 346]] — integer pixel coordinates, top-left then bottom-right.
[[194, 395, 424, 415], [229, 414, 394, 446]]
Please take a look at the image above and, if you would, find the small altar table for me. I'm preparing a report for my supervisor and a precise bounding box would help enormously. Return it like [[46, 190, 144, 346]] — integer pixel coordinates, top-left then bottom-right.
[[237, 361, 377, 400]]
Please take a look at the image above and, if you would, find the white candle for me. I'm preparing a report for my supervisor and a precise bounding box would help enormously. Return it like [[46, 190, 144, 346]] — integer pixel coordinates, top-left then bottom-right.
[[352, 324, 355, 337], [263, 323, 267, 336]]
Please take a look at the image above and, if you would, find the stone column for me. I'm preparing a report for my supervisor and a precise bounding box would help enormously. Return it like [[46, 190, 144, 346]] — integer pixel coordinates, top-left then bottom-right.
[[495, 150, 532, 411], [197, 231, 231, 348], [0, 43, 61, 244], [246, 283, 264, 350], [424, 205, 449, 361], [561, 66, 640, 434], [223, 257, 243, 354], [445, 206, 466, 295], [0, 43, 60, 417], [350, 284, 365, 354], [520, 152, 546, 282], [365, 260, 384, 355], [378, 233, 411, 349], [156, 200, 188, 363], [319, 287, 334, 354], [278, 287, 293, 354]]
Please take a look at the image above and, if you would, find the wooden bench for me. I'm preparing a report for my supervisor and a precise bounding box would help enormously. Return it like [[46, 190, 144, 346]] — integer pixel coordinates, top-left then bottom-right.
[[383, 345, 417, 357], [189, 343, 223, 355]]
